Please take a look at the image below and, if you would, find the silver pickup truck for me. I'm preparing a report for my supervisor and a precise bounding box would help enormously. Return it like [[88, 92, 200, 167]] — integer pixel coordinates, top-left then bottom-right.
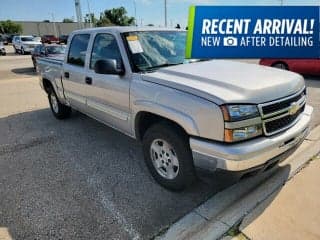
[[37, 27, 313, 190]]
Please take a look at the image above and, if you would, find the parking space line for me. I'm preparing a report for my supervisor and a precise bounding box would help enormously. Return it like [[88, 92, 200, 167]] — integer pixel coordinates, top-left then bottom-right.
[[75, 164, 141, 240]]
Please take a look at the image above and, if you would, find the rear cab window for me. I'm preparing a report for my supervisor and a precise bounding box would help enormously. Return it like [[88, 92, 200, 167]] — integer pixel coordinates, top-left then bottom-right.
[[67, 34, 90, 67]]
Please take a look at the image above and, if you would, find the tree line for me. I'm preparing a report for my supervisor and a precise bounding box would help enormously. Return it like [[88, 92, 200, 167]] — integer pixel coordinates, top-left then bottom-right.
[[0, 7, 135, 34]]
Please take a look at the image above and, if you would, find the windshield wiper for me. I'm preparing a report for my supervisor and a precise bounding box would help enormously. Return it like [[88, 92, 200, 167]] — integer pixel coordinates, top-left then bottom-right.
[[144, 62, 183, 71]]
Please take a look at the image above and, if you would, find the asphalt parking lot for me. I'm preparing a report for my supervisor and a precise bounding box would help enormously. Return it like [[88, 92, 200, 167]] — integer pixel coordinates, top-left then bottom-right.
[[0, 45, 319, 240]]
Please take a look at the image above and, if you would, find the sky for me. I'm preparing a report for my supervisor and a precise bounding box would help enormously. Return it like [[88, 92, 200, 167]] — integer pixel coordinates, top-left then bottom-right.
[[0, 0, 319, 28]]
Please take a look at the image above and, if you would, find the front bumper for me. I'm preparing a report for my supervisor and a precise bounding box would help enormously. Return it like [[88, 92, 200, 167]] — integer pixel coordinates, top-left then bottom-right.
[[190, 105, 313, 172]]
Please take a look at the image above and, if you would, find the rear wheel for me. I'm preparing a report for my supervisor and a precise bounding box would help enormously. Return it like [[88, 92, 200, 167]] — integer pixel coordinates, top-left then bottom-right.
[[142, 123, 196, 191], [48, 87, 71, 119], [272, 62, 288, 70]]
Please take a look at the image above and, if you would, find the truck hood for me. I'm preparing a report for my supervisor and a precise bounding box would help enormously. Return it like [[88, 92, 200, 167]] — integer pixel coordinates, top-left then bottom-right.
[[141, 60, 305, 105]]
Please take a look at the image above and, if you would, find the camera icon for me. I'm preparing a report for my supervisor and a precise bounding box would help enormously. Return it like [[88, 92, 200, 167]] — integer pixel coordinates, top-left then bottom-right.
[[223, 37, 238, 47]]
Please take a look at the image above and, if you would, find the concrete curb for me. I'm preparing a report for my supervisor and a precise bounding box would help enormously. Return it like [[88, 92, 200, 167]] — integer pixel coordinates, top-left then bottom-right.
[[157, 125, 320, 240]]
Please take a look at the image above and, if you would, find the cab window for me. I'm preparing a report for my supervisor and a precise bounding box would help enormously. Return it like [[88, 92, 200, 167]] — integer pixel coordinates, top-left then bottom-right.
[[90, 33, 122, 69], [67, 34, 90, 67]]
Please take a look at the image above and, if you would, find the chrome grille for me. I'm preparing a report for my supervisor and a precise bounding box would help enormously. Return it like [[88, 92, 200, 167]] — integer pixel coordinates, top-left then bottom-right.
[[259, 89, 306, 136]]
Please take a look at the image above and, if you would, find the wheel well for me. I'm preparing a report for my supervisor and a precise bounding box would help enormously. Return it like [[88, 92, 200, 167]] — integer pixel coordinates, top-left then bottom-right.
[[271, 61, 289, 70], [42, 78, 53, 94], [135, 112, 188, 141]]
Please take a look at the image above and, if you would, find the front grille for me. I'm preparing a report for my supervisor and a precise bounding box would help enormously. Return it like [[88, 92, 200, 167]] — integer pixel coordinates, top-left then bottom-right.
[[259, 89, 306, 136], [264, 106, 305, 133], [262, 90, 305, 115]]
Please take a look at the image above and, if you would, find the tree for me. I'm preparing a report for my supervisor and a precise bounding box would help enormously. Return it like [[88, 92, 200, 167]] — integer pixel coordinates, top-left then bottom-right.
[[43, 20, 50, 23], [0, 20, 22, 34], [96, 7, 135, 27], [62, 18, 74, 23], [147, 24, 155, 27]]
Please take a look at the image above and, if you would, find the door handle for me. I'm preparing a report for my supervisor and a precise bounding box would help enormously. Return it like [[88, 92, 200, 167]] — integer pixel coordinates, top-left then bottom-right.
[[64, 72, 69, 78], [85, 76, 92, 85]]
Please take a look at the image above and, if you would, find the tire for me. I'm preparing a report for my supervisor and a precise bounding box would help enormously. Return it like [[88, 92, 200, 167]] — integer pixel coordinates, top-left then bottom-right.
[[48, 87, 71, 119], [142, 122, 196, 191], [21, 47, 25, 55], [32, 58, 36, 70], [14, 46, 18, 54], [272, 62, 288, 70]]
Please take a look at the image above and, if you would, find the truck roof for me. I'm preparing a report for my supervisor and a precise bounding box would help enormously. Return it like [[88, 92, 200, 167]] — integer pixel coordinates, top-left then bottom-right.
[[71, 26, 185, 35]]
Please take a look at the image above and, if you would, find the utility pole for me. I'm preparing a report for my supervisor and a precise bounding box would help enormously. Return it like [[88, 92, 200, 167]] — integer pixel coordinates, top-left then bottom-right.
[[75, 0, 84, 29], [164, 0, 167, 27], [86, 0, 93, 28], [51, 13, 58, 37], [133, 0, 137, 26]]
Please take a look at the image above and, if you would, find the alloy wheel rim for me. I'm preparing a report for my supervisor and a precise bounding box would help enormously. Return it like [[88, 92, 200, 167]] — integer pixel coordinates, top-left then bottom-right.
[[150, 139, 179, 180]]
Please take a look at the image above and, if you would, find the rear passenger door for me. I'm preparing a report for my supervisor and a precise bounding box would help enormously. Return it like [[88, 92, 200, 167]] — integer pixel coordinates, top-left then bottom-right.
[[63, 34, 90, 112]]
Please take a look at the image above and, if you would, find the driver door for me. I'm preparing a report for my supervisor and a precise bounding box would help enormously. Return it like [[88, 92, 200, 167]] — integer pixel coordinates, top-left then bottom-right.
[[84, 33, 131, 135]]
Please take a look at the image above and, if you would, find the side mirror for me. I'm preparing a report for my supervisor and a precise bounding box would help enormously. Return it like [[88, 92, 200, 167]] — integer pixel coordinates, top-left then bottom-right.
[[94, 59, 125, 76]]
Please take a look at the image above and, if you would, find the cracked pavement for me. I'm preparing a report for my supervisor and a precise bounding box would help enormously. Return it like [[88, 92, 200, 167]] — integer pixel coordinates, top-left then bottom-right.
[[0, 47, 224, 240], [0, 47, 319, 240]]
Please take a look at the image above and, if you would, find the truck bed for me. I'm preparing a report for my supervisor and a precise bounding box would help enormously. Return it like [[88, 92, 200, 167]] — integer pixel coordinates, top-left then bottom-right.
[[37, 56, 65, 100]]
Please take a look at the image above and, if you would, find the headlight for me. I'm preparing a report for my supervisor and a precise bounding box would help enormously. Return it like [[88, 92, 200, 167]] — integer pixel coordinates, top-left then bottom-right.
[[224, 125, 262, 142], [221, 104, 262, 142], [221, 105, 260, 121]]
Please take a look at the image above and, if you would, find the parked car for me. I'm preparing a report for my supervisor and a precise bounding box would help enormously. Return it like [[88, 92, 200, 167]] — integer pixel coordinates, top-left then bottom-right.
[[0, 34, 9, 45], [33, 36, 42, 42], [37, 27, 313, 190], [6, 34, 16, 44], [41, 35, 59, 44], [31, 44, 66, 69], [260, 59, 320, 76], [58, 35, 69, 44], [12, 35, 42, 54], [0, 41, 6, 56]]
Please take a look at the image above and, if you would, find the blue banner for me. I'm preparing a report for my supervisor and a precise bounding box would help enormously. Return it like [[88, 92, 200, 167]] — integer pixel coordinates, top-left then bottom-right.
[[186, 6, 320, 59]]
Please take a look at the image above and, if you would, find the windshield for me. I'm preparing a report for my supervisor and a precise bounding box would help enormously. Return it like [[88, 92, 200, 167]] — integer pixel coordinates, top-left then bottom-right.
[[124, 31, 190, 71], [46, 45, 66, 54], [21, 37, 34, 42]]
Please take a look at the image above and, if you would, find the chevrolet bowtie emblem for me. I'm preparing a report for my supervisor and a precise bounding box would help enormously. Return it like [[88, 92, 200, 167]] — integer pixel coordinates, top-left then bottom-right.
[[288, 102, 299, 115]]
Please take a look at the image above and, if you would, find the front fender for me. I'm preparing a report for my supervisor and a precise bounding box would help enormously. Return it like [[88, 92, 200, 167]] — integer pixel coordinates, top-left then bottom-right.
[[133, 100, 200, 136]]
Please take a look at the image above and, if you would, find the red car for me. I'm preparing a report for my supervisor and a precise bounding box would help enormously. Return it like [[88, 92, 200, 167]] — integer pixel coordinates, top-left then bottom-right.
[[41, 35, 59, 44], [259, 59, 320, 76]]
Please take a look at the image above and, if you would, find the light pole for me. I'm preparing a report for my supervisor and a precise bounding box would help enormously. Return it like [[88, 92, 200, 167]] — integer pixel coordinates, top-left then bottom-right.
[[164, 0, 167, 27]]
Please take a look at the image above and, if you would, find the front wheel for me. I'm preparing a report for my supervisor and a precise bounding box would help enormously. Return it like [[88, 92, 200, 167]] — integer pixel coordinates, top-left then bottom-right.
[[21, 47, 25, 55], [142, 123, 196, 191], [48, 88, 71, 119]]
